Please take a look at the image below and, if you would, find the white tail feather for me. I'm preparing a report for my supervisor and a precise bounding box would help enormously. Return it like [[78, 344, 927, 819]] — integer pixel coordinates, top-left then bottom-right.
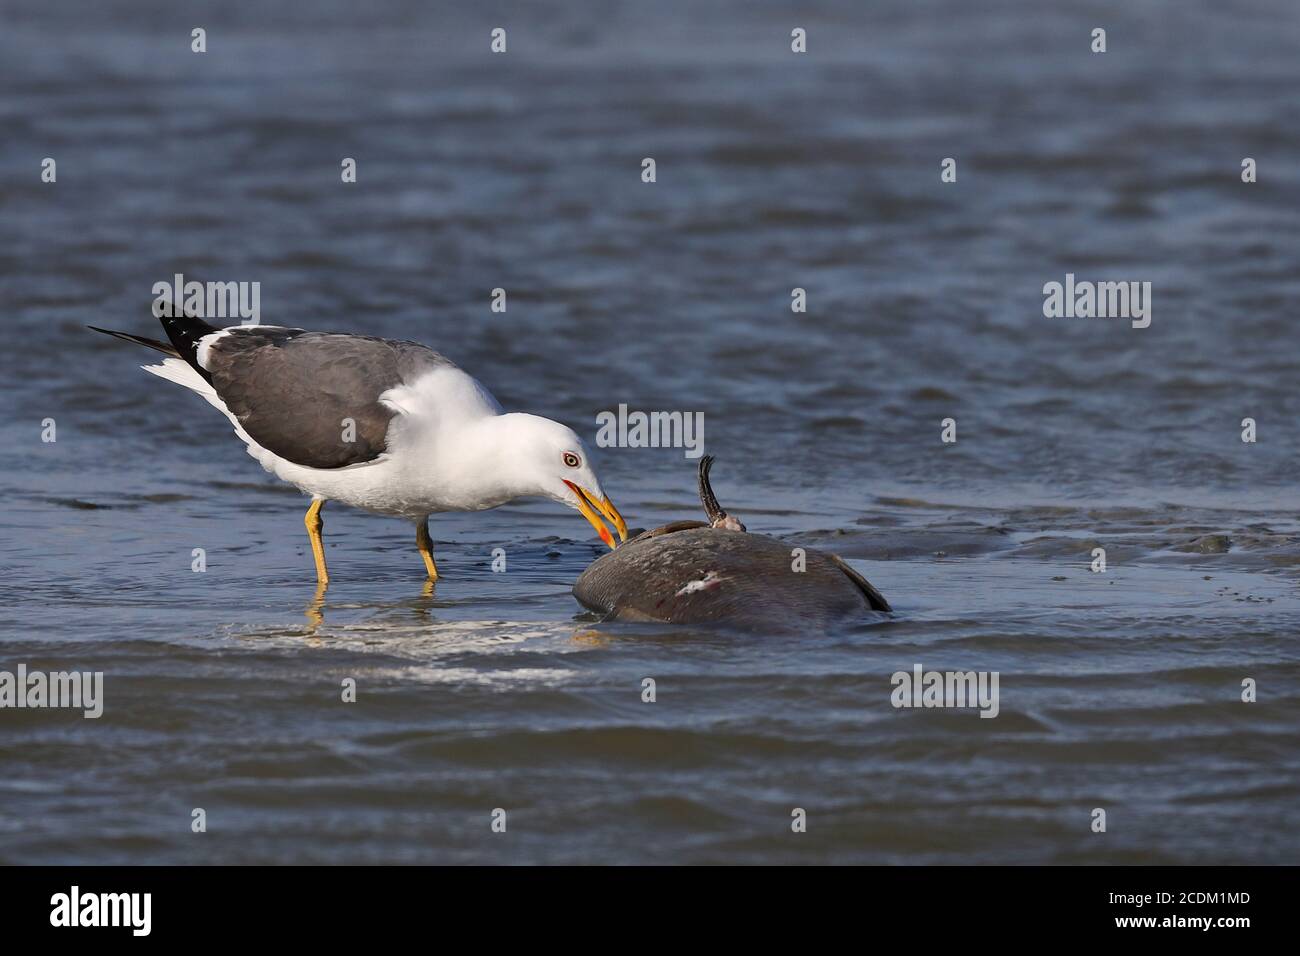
[[142, 358, 214, 397], [141, 358, 265, 457]]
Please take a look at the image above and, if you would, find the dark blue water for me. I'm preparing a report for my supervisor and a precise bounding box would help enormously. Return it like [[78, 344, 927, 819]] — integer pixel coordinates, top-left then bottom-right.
[[1, 0, 1298, 863]]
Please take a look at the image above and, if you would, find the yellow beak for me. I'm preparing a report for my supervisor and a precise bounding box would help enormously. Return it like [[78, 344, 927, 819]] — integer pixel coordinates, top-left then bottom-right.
[[564, 480, 627, 550]]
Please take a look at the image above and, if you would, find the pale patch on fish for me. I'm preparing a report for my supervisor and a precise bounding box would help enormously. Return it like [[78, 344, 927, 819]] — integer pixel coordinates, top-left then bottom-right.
[[675, 570, 726, 597]]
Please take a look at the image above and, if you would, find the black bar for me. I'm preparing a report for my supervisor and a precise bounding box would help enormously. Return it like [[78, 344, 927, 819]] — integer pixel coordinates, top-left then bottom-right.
[[0, 865, 1281, 941]]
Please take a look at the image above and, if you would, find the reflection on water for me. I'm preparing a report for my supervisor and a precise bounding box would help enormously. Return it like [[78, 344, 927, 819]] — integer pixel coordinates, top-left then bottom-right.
[[304, 583, 327, 636]]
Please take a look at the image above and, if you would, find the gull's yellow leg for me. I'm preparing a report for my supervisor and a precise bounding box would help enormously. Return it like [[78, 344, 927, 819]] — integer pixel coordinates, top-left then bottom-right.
[[416, 518, 439, 582], [304, 498, 329, 585]]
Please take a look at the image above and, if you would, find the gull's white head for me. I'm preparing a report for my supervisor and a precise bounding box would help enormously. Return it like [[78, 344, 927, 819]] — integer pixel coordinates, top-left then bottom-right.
[[505, 414, 627, 549]]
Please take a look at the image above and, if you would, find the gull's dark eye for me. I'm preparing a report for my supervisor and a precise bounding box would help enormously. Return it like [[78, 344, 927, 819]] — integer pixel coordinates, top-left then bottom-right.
[[562, 452, 581, 469]]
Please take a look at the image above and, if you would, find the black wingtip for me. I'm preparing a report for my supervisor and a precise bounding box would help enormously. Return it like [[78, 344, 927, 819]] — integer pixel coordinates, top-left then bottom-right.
[[87, 324, 180, 356], [153, 306, 218, 381]]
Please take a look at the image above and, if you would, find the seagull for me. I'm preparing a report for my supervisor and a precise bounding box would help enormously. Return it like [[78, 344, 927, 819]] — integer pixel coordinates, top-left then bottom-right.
[[89, 309, 627, 586]]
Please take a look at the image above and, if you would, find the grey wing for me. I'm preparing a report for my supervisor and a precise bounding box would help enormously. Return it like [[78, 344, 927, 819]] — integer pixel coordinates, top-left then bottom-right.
[[203, 327, 454, 469]]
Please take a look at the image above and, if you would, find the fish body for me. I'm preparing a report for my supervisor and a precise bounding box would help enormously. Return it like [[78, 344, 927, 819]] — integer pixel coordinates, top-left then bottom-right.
[[573, 460, 890, 629]]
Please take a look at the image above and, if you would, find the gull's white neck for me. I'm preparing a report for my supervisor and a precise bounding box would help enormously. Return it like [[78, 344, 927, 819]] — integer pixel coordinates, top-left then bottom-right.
[[400, 411, 553, 512]]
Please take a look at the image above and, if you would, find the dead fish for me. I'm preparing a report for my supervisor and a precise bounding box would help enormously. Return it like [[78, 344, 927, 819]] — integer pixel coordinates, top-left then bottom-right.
[[573, 456, 891, 628]]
